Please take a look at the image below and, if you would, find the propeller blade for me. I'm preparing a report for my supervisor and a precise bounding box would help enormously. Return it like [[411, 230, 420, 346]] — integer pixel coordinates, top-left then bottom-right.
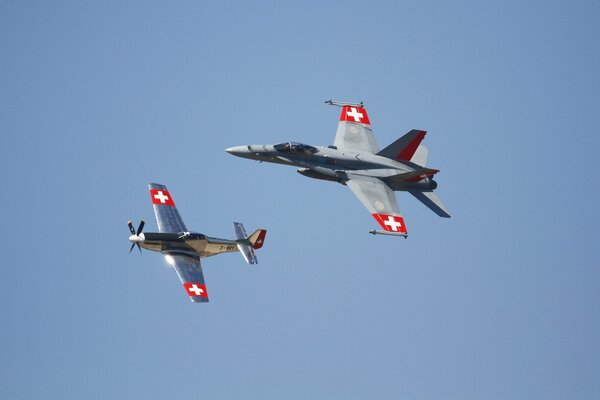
[[128, 220, 135, 235], [129, 242, 136, 253], [136, 242, 142, 254], [136, 220, 145, 236]]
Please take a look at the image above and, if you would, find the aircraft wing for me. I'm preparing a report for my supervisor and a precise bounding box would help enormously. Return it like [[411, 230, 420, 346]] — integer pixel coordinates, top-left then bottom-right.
[[148, 183, 187, 233], [345, 174, 408, 235], [167, 254, 209, 303], [333, 105, 380, 153]]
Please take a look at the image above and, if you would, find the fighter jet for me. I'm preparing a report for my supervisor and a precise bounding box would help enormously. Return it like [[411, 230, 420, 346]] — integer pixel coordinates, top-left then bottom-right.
[[128, 183, 267, 302], [226, 100, 449, 237]]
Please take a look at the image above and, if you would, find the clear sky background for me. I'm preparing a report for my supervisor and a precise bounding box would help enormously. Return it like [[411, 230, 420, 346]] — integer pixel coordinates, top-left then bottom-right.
[[1, 1, 599, 399]]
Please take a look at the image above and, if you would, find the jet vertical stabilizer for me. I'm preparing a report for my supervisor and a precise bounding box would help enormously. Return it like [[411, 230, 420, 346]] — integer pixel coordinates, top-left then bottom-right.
[[410, 145, 428, 167], [377, 130, 426, 161]]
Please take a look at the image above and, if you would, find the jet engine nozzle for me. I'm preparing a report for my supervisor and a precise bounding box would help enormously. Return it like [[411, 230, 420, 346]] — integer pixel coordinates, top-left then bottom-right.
[[404, 178, 437, 190]]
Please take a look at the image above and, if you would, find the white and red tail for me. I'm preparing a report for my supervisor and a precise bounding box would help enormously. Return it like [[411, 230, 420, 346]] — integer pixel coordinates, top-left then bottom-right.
[[376, 129, 427, 162], [233, 222, 267, 265], [248, 229, 267, 249]]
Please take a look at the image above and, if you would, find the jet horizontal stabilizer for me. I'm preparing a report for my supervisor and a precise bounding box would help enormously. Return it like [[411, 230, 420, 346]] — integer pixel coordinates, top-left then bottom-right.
[[408, 190, 451, 218]]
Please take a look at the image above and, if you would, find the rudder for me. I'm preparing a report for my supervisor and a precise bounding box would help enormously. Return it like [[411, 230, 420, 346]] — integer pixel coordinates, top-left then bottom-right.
[[377, 130, 426, 161]]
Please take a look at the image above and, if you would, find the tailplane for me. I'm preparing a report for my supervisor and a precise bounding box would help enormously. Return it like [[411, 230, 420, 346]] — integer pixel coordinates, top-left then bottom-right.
[[233, 222, 267, 265], [408, 190, 451, 218]]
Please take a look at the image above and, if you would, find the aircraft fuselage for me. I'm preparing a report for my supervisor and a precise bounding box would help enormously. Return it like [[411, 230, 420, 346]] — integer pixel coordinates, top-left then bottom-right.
[[225, 143, 437, 191], [131, 232, 240, 258]]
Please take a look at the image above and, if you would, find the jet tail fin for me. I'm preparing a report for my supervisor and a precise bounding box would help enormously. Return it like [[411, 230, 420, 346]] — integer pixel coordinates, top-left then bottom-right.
[[410, 145, 428, 167], [408, 190, 451, 218], [233, 222, 267, 265], [377, 130, 426, 161]]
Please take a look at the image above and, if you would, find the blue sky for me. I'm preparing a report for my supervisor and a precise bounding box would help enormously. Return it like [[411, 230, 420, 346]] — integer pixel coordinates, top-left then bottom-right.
[[1, 1, 599, 398]]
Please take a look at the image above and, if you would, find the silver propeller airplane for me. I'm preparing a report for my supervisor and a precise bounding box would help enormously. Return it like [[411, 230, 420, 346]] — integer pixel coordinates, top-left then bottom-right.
[[128, 183, 267, 303], [226, 100, 449, 237]]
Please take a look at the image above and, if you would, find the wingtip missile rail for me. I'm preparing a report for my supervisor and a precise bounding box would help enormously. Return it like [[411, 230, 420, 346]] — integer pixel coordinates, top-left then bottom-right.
[[324, 99, 364, 108], [369, 230, 408, 238]]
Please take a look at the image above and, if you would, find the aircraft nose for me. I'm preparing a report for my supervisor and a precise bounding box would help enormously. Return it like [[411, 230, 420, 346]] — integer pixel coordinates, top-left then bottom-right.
[[225, 145, 249, 155], [129, 234, 144, 243]]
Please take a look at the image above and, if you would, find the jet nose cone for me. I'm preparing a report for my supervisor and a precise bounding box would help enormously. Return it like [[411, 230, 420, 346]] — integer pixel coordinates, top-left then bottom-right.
[[225, 145, 248, 155]]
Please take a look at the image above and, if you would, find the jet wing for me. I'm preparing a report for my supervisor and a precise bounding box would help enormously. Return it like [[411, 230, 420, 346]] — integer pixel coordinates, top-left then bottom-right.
[[168, 254, 209, 303], [333, 105, 380, 153], [345, 174, 408, 235], [148, 183, 187, 233]]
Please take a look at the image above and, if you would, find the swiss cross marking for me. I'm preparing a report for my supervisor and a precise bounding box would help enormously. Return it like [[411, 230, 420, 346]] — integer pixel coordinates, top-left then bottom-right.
[[153, 191, 169, 203], [183, 282, 208, 298], [383, 215, 403, 231], [150, 189, 175, 207], [187, 284, 204, 296], [346, 107, 364, 122]]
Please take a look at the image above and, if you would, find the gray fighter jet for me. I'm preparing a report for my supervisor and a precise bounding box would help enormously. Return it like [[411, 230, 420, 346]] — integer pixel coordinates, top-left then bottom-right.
[[128, 183, 267, 302], [226, 100, 449, 237]]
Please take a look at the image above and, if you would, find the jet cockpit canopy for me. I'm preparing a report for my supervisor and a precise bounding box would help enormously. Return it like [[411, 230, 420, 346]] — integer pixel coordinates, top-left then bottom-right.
[[274, 142, 318, 154]]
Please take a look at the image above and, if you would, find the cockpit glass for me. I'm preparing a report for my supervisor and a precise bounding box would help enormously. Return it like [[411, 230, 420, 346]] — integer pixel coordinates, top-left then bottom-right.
[[274, 142, 317, 154], [274, 142, 291, 152]]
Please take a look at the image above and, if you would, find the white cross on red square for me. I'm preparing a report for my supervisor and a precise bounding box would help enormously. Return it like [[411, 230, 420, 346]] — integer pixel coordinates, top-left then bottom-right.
[[154, 191, 169, 203], [372, 213, 407, 233], [150, 189, 175, 206], [346, 107, 363, 122], [383, 215, 403, 231], [183, 282, 208, 298], [340, 105, 371, 124]]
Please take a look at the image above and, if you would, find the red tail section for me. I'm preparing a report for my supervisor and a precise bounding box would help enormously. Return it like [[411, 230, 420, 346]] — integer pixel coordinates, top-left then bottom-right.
[[396, 130, 426, 161], [377, 130, 427, 161], [252, 229, 267, 249]]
